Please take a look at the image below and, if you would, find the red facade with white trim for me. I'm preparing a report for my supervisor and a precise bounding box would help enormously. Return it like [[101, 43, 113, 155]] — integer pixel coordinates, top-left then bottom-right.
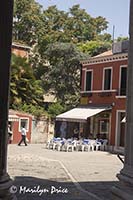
[[81, 51, 127, 151], [9, 110, 32, 144]]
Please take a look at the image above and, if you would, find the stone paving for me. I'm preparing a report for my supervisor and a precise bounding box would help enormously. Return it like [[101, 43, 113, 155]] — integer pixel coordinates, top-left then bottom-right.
[[7, 144, 123, 200]]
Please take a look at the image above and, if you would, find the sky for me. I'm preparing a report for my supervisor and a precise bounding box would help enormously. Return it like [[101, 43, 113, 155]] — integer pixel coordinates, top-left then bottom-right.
[[36, 0, 130, 39]]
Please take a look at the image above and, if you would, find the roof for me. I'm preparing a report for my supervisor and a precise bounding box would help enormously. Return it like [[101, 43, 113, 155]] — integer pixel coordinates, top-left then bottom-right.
[[8, 114, 19, 122], [81, 52, 128, 66], [94, 50, 113, 57], [9, 109, 33, 117], [12, 43, 31, 50]]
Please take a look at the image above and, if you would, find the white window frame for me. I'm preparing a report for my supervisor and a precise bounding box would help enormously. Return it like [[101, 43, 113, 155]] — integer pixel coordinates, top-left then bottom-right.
[[84, 69, 93, 91], [82, 68, 86, 92], [102, 67, 113, 90], [119, 65, 127, 97], [19, 117, 29, 132]]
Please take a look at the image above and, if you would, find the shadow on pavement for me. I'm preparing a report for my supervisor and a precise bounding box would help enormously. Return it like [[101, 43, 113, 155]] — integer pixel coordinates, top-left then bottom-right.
[[11, 176, 118, 200]]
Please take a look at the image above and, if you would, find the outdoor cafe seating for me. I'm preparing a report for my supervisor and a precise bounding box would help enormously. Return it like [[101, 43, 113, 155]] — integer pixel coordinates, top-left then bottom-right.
[[46, 137, 108, 152]]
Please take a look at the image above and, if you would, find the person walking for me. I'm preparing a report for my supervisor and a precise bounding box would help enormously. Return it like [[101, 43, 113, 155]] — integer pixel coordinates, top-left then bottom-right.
[[18, 126, 27, 146]]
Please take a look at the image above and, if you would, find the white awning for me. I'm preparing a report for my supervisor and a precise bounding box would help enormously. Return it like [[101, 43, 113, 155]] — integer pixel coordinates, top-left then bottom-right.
[[8, 114, 19, 122], [56, 106, 111, 122]]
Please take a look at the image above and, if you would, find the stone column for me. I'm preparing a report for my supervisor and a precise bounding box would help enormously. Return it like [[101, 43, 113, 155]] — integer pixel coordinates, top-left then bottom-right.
[[112, 0, 133, 199], [0, 1, 16, 199]]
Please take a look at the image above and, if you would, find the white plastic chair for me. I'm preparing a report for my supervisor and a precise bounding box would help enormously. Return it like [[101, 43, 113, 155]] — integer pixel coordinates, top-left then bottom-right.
[[52, 137, 62, 150], [94, 139, 102, 151], [63, 139, 74, 152], [88, 139, 97, 151], [80, 139, 91, 152], [100, 139, 108, 151], [46, 139, 54, 149], [75, 139, 83, 151]]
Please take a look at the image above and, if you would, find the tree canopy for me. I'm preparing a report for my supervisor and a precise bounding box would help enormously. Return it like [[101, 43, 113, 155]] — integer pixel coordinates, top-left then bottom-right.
[[12, 0, 117, 117], [13, 1, 110, 46], [10, 53, 45, 116], [40, 42, 85, 108], [13, 0, 43, 45]]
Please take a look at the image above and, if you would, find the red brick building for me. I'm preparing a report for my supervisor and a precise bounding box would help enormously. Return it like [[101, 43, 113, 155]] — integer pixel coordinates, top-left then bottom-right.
[[56, 41, 128, 152], [8, 109, 33, 144], [80, 43, 128, 152]]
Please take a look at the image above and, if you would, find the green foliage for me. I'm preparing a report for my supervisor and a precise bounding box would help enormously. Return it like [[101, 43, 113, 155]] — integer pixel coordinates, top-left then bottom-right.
[[47, 102, 65, 118], [14, 1, 110, 47], [41, 42, 86, 108], [13, 103, 47, 118], [10, 53, 44, 115], [67, 5, 108, 42], [37, 4, 110, 54], [116, 36, 129, 42], [77, 40, 111, 56], [13, 0, 120, 117], [13, 0, 43, 45], [96, 33, 112, 42]]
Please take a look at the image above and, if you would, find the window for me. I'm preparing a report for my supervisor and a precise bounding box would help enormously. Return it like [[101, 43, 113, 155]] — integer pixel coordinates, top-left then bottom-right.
[[19, 118, 29, 132], [120, 67, 127, 96], [103, 68, 112, 90], [85, 70, 92, 91], [100, 120, 109, 134]]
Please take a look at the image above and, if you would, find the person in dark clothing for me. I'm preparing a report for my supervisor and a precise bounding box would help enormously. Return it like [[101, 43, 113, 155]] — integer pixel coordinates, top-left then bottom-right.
[[73, 128, 79, 139]]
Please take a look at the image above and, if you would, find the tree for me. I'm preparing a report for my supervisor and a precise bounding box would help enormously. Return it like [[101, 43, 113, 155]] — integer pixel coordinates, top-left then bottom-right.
[[13, 1, 113, 115], [13, 0, 43, 45], [47, 102, 65, 119], [40, 42, 86, 109], [64, 5, 109, 42], [10, 53, 44, 110], [38, 4, 110, 51], [77, 39, 111, 56]]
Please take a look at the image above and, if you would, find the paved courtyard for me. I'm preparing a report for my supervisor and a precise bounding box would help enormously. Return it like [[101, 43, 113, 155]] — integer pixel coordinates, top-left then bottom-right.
[[7, 144, 123, 200]]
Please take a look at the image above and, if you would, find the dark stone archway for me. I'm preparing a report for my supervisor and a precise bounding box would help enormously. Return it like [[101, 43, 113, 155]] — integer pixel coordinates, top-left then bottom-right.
[[0, 1, 16, 199]]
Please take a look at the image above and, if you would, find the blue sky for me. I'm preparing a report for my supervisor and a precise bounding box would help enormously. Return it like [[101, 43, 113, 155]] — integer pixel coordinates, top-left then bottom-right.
[[36, 0, 130, 39]]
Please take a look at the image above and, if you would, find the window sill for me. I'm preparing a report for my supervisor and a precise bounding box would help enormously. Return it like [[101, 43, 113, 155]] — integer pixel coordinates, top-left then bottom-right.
[[115, 96, 126, 99]]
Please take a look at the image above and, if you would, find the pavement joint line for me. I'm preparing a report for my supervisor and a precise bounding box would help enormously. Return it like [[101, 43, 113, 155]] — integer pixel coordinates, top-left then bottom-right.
[[41, 157, 102, 200]]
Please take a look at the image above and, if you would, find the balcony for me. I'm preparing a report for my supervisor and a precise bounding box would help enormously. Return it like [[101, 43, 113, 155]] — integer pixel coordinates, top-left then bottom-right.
[[81, 92, 92, 98], [98, 91, 112, 97], [81, 89, 117, 97]]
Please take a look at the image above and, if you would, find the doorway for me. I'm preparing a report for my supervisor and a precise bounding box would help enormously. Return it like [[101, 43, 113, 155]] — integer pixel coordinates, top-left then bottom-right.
[[116, 111, 126, 147]]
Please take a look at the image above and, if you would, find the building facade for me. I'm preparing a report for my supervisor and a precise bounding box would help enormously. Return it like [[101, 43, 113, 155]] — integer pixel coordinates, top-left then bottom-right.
[[56, 42, 128, 153], [8, 109, 33, 144], [80, 47, 127, 152]]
